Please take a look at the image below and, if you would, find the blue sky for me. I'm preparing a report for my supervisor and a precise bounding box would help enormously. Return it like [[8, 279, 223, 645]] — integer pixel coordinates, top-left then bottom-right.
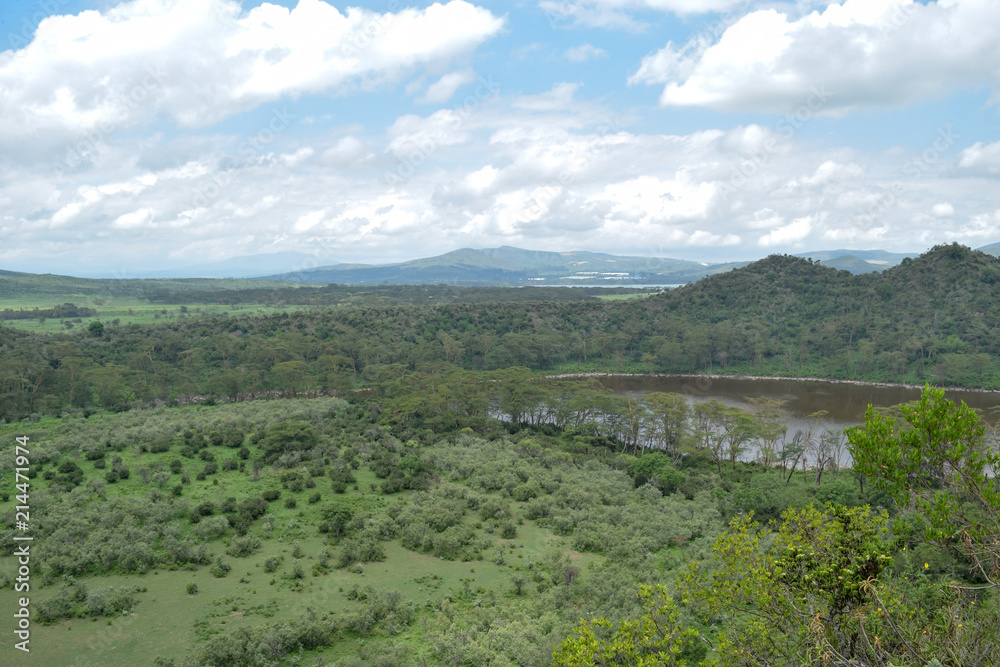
[[1, 0, 999, 277]]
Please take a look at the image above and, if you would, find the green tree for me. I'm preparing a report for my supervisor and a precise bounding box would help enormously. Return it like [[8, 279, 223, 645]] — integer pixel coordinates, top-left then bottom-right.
[[847, 385, 1000, 588], [680, 504, 898, 666], [553, 584, 701, 666]]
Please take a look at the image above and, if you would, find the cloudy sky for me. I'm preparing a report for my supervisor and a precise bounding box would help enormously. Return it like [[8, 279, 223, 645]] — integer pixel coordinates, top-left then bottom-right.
[[1, 0, 999, 276]]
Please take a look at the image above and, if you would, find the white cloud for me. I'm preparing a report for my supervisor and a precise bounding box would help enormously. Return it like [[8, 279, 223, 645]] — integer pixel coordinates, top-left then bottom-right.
[[632, 0, 1000, 114], [795, 160, 866, 187], [419, 69, 477, 104], [294, 209, 326, 233], [932, 202, 955, 218], [387, 109, 477, 157], [0, 0, 504, 152], [759, 216, 813, 247], [592, 174, 717, 224], [113, 207, 156, 229], [513, 83, 581, 111], [6, 74, 1000, 272], [280, 147, 314, 167], [958, 141, 1000, 177], [564, 43, 608, 62], [321, 136, 371, 169], [465, 165, 500, 193], [961, 210, 1000, 240]]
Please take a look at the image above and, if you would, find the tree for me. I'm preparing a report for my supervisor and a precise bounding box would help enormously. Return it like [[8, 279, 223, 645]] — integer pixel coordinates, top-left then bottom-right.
[[680, 505, 900, 666], [270, 360, 309, 397], [259, 421, 320, 463], [644, 392, 689, 461], [847, 385, 1000, 588], [553, 585, 701, 666], [747, 397, 787, 469]]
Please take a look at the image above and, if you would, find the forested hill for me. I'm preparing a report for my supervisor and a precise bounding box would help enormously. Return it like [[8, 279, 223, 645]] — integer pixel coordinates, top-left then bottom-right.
[[658, 242, 998, 344], [3, 243, 1000, 420]]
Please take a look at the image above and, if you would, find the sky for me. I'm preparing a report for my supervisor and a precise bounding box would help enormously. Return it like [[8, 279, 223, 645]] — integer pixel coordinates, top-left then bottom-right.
[[1, 0, 999, 277]]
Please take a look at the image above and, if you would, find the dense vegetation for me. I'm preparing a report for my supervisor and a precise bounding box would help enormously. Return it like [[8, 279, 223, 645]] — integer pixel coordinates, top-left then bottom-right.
[[4, 243, 1000, 421], [3, 242, 1000, 665]]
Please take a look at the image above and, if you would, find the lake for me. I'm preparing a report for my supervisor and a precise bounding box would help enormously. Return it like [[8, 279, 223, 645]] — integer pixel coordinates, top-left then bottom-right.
[[598, 374, 1000, 458]]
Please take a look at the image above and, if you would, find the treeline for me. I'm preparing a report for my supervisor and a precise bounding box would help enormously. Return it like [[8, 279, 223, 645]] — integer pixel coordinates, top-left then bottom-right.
[[5, 243, 1000, 420], [142, 283, 645, 307], [377, 370, 845, 479], [0, 302, 96, 321]]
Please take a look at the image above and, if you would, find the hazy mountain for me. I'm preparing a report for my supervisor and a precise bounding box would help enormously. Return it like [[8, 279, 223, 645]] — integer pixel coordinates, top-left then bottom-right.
[[795, 249, 916, 273], [976, 242, 1000, 257], [259, 246, 711, 285], [817, 255, 887, 274], [81, 252, 334, 279]]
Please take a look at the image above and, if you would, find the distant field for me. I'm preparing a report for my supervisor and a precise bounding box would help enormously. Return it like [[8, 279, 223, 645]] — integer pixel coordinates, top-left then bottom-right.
[[0, 273, 324, 331], [594, 291, 659, 301], [0, 300, 314, 333]]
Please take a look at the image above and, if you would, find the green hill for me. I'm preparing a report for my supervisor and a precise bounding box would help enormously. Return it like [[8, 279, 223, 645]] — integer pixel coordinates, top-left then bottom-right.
[[0, 272, 312, 303], [260, 246, 710, 284]]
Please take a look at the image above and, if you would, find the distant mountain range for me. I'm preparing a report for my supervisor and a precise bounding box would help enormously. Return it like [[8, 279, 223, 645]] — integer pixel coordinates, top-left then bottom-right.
[[6, 244, 1000, 286], [256, 246, 931, 285], [258, 247, 708, 285]]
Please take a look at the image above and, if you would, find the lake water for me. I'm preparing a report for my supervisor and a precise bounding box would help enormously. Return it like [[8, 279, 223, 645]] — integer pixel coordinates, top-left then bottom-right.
[[598, 375, 1000, 456]]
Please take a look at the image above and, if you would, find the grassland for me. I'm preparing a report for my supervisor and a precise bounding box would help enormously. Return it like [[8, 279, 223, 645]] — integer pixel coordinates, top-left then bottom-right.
[[0, 401, 621, 666], [0, 299, 316, 333]]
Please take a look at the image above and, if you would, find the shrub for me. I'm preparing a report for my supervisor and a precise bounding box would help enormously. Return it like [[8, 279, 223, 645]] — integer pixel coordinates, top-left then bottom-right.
[[228, 535, 262, 558], [211, 557, 231, 578]]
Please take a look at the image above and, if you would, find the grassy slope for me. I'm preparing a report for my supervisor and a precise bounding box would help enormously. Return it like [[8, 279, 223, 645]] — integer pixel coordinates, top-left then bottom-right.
[[0, 404, 607, 666]]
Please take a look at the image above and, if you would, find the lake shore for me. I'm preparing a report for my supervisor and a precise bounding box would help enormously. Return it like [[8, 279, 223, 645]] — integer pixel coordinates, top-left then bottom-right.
[[543, 371, 1000, 396]]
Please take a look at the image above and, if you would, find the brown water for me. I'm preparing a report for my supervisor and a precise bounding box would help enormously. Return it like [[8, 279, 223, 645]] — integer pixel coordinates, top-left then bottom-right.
[[599, 375, 1000, 437]]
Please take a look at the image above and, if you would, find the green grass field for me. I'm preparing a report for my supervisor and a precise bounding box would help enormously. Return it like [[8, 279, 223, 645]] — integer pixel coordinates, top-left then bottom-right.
[[0, 405, 604, 666], [0, 299, 317, 333]]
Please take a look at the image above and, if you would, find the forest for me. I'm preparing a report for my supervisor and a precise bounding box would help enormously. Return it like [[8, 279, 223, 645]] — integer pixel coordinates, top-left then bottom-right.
[[4, 243, 1000, 421], [1, 243, 999, 665]]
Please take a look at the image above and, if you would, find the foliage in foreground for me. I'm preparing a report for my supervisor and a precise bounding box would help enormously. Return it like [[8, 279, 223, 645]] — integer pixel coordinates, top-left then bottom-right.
[[553, 585, 702, 666], [560, 386, 1000, 666]]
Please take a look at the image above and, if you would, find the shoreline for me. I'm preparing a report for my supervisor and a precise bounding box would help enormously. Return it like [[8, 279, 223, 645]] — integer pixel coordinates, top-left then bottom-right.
[[543, 371, 1000, 396]]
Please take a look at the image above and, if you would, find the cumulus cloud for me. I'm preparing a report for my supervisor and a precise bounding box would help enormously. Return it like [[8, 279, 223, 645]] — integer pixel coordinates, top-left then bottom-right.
[[631, 0, 1000, 114], [759, 216, 813, 247], [513, 83, 581, 111], [0, 0, 504, 154], [564, 43, 608, 62], [591, 174, 717, 225], [958, 140, 1000, 177], [321, 136, 372, 169], [932, 202, 955, 218], [113, 207, 157, 229], [419, 69, 477, 104]]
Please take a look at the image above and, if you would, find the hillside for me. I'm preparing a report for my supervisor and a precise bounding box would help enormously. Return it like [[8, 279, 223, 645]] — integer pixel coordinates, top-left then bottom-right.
[[259, 246, 713, 285], [660, 243, 1000, 327], [646, 243, 1000, 382], [5, 243, 1000, 421], [0, 273, 314, 302]]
